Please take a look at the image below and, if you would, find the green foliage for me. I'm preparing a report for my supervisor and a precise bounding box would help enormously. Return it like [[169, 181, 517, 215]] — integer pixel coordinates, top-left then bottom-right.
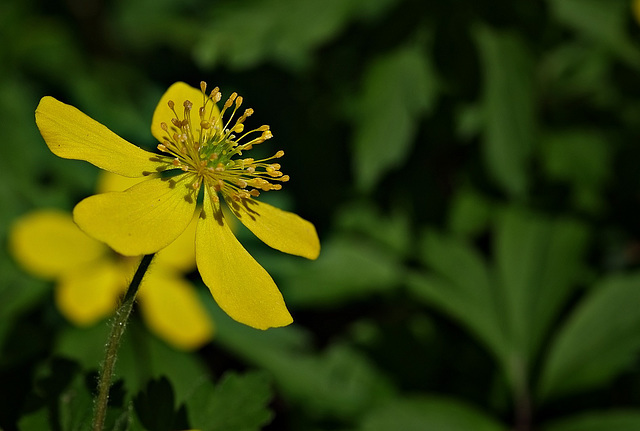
[[5, 0, 640, 429], [360, 396, 506, 431], [185, 372, 273, 431]]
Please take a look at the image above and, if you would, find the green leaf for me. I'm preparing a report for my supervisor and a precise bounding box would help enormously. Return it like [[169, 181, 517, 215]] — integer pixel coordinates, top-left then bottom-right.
[[474, 25, 536, 198], [193, 0, 397, 70], [541, 129, 612, 213], [280, 236, 403, 308], [447, 188, 493, 238], [542, 411, 640, 431], [351, 42, 438, 191], [359, 396, 506, 431], [548, 0, 640, 68], [185, 372, 273, 431], [409, 207, 588, 392], [205, 300, 394, 420], [539, 272, 640, 400], [494, 207, 589, 366], [134, 377, 188, 431], [407, 232, 508, 362], [17, 358, 95, 431], [56, 318, 209, 403]]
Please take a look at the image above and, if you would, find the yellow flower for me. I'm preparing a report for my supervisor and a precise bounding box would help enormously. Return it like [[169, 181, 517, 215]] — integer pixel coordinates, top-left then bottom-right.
[[9, 172, 214, 350], [35, 81, 320, 330]]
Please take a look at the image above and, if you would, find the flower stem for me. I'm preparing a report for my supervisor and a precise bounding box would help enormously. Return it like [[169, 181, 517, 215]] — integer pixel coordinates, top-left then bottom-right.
[[92, 253, 155, 431]]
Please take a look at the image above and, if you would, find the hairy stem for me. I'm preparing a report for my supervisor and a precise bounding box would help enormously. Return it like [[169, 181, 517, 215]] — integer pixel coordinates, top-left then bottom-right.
[[92, 253, 155, 431]]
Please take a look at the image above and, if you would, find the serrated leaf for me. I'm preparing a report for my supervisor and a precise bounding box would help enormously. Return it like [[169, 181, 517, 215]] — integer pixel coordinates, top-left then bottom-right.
[[351, 42, 438, 191], [186, 372, 273, 431], [474, 25, 536, 198], [539, 272, 640, 400], [542, 410, 640, 431], [360, 396, 506, 431]]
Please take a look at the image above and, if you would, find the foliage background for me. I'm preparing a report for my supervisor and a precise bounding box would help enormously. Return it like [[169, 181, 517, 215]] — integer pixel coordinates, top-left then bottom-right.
[[3, 0, 640, 430]]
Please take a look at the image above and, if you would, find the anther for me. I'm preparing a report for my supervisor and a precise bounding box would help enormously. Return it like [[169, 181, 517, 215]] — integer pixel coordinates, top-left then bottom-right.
[[275, 150, 284, 158], [157, 144, 167, 152], [167, 100, 175, 109], [200, 81, 207, 93], [160, 122, 168, 132], [184, 100, 193, 110]]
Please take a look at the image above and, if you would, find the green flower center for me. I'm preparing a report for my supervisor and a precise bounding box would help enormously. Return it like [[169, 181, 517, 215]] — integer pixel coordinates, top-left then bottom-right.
[[156, 81, 289, 202]]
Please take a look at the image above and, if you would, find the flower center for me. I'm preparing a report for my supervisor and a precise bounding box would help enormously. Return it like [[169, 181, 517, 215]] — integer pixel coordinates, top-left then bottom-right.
[[156, 81, 289, 202]]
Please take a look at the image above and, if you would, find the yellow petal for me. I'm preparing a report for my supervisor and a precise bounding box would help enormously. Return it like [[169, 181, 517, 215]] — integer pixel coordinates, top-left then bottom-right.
[[138, 268, 214, 350], [225, 197, 320, 260], [155, 213, 198, 273], [56, 259, 124, 326], [73, 174, 198, 256], [197, 187, 293, 329], [96, 171, 150, 194], [151, 82, 219, 143], [9, 209, 106, 279], [35, 96, 166, 177]]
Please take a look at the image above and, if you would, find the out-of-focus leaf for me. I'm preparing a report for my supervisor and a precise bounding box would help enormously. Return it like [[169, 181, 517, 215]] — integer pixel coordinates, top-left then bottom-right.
[[185, 371, 273, 431], [17, 358, 96, 431], [495, 207, 589, 369], [542, 410, 640, 431], [548, 0, 640, 68], [193, 0, 397, 70], [447, 188, 493, 237], [205, 299, 394, 420], [336, 201, 412, 256], [409, 207, 588, 392], [541, 129, 612, 213], [359, 396, 506, 431], [539, 272, 640, 400], [474, 25, 536, 198], [351, 42, 437, 191], [134, 377, 188, 431], [56, 318, 209, 403], [280, 236, 402, 307], [407, 233, 508, 362]]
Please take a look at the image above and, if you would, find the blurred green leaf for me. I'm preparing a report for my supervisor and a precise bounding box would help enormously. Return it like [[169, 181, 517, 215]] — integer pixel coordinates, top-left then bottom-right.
[[539, 272, 640, 400], [280, 236, 403, 308], [447, 187, 493, 237], [542, 411, 640, 431], [351, 42, 437, 191], [548, 0, 640, 68], [185, 371, 273, 431], [18, 358, 95, 431], [474, 25, 536, 198], [541, 129, 612, 213], [494, 207, 589, 370], [206, 301, 394, 420], [134, 377, 188, 431], [409, 207, 588, 392], [336, 201, 412, 256], [56, 318, 209, 403], [193, 0, 397, 70], [359, 396, 506, 431]]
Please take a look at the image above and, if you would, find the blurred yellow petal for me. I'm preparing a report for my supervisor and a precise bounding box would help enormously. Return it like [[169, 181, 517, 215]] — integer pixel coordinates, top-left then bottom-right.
[[35, 96, 166, 178], [196, 188, 292, 330], [226, 197, 320, 260], [56, 259, 124, 326], [155, 213, 198, 273], [634, 0, 640, 25], [96, 171, 151, 194], [9, 209, 106, 279], [73, 174, 198, 256], [151, 82, 219, 143], [138, 269, 214, 350]]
